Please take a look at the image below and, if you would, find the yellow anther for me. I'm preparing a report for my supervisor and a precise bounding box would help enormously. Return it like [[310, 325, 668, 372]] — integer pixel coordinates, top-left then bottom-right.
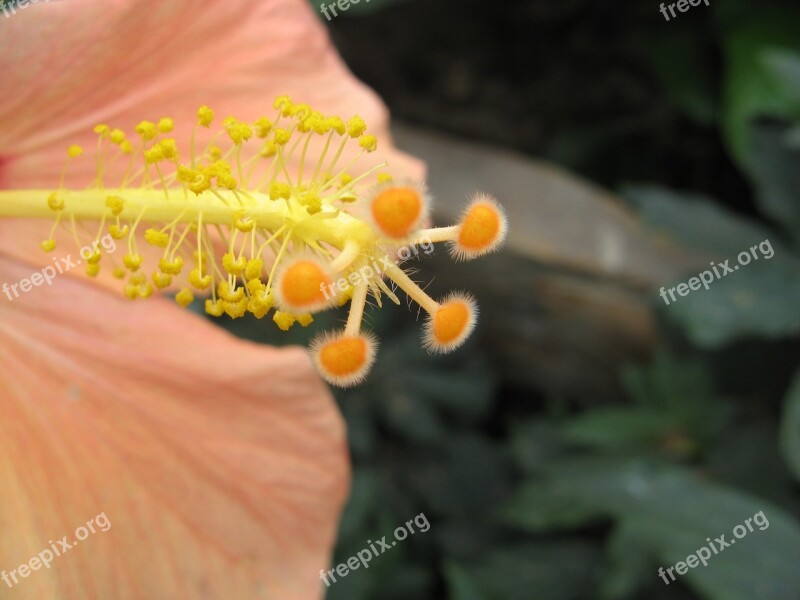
[[359, 134, 378, 152], [301, 193, 322, 215], [124, 284, 139, 300], [105, 195, 125, 216], [218, 281, 244, 303], [134, 120, 158, 141], [138, 283, 154, 299], [297, 117, 312, 134], [67, 145, 84, 158], [291, 103, 311, 119], [159, 138, 178, 160], [245, 258, 264, 280], [209, 145, 223, 161], [247, 278, 266, 295], [233, 213, 255, 232], [86, 263, 101, 277], [208, 159, 232, 176], [112, 267, 126, 279], [254, 117, 273, 138], [205, 299, 225, 317], [123, 253, 143, 271], [47, 192, 64, 211], [327, 116, 346, 135], [248, 296, 271, 319], [109, 129, 126, 145], [273, 128, 291, 146], [85, 250, 102, 264], [309, 114, 331, 135], [217, 173, 238, 190], [152, 271, 173, 289], [273, 311, 296, 331], [222, 252, 247, 275], [377, 173, 393, 184], [120, 140, 133, 154], [188, 268, 212, 290], [93, 124, 110, 138], [187, 171, 211, 194], [109, 224, 129, 240], [346, 115, 367, 138], [340, 173, 353, 186], [269, 182, 292, 200], [297, 313, 314, 327], [226, 121, 252, 145], [40, 239, 56, 252], [159, 256, 184, 275], [176, 165, 196, 182], [143, 145, 165, 164], [144, 228, 169, 248], [176, 288, 194, 307], [157, 118, 174, 134], [274, 95, 294, 116], [224, 298, 248, 319], [197, 105, 214, 127]]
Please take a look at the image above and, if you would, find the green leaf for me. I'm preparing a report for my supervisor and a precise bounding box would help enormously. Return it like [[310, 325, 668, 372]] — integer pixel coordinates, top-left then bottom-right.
[[625, 187, 800, 345], [600, 521, 656, 600], [505, 458, 800, 600], [742, 120, 800, 242], [500, 484, 606, 532], [721, 12, 800, 161], [563, 407, 679, 450], [620, 353, 728, 448], [664, 259, 800, 346], [779, 367, 800, 481], [625, 186, 777, 257], [707, 420, 798, 507], [763, 50, 800, 106], [465, 542, 601, 600], [784, 123, 800, 148], [444, 561, 491, 600], [509, 418, 570, 475]]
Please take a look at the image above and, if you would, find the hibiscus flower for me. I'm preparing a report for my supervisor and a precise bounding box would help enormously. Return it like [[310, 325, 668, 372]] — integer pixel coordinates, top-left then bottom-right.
[[0, 0, 425, 598]]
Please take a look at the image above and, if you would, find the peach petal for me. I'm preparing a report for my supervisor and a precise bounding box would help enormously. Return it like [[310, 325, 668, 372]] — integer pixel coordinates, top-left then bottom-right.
[[0, 253, 349, 599], [0, 0, 425, 285]]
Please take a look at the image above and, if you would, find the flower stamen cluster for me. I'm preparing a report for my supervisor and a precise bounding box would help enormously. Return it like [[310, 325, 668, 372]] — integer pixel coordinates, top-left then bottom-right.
[[4, 96, 507, 385]]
